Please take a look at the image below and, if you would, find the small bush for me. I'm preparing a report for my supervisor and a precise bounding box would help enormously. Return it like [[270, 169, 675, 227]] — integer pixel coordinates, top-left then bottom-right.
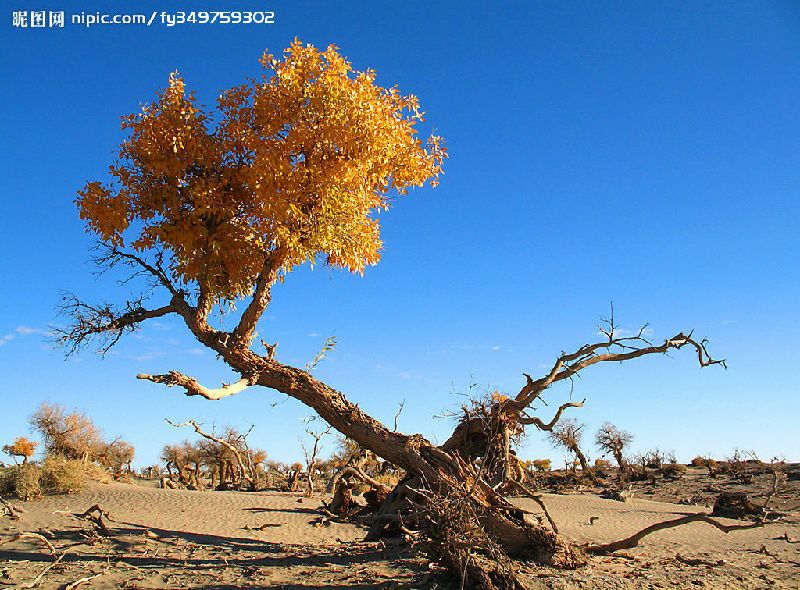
[[0, 466, 14, 495], [12, 464, 42, 501], [690, 456, 718, 475], [594, 459, 612, 469], [41, 457, 86, 494], [532, 459, 552, 472], [662, 463, 687, 480]]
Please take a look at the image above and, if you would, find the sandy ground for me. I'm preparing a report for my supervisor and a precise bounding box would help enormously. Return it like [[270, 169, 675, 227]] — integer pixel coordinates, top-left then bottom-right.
[[1, 480, 798, 589]]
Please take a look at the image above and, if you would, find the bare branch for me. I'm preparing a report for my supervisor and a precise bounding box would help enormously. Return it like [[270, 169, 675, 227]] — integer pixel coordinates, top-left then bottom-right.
[[393, 399, 406, 432], [94, 242, 180, 297], [0, 532, 57, 556], [519, 399, 585, 430], [306, 335, 337, 372], [53, 292, 174, 356], [514, 330, 724, 409], [138, 371, 256, 400]]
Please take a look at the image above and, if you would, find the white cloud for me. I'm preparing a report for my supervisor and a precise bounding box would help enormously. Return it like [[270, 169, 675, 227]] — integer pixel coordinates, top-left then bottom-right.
[[16, 325, 40, 335]]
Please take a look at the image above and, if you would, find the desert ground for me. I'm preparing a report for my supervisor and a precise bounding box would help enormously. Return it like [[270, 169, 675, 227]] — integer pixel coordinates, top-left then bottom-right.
[[1, 466, 798, 590]]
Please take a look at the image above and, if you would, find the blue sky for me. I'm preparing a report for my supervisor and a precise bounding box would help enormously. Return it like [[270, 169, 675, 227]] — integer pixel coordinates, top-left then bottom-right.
[[1, 1, 798, 468]]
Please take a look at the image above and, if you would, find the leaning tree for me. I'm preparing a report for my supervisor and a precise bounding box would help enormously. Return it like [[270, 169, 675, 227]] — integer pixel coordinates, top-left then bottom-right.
[[58, 40, 725, 589]]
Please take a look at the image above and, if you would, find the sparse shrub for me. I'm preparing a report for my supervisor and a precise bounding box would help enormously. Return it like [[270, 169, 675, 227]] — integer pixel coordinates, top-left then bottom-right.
[[532, 459, 552, 472], [594, 459, 612, 470], [644, 449, 664, 469], [712, 492, 762, 519], [690, 456, 718, 476], [593, 458, 612, 478], [662, 463, 687, 480], [12, 464, 42, 501], [41, 456, 86, 494]]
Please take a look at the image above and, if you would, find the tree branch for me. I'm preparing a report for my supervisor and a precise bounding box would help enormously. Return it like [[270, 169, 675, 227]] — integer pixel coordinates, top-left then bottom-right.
[[514, 330, 724, 409], [519, 399, 586, 431], [137, 371, 256, 400], [94, 242, 180, 297], [54, 293, 175, 356], [231, 249, 285, 347]]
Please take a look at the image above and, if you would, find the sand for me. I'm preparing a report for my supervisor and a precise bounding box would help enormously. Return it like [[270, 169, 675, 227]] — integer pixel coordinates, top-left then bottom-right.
[[1, 480, 798, 588]]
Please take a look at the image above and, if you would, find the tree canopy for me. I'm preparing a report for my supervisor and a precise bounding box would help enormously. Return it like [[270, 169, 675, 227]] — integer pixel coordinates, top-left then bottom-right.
[[77, 39, 446, 304]]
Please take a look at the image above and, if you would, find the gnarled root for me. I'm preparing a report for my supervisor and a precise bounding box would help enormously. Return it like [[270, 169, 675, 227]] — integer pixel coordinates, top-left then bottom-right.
[[365, 464, 584, 589], [422, 482, 584, 589]]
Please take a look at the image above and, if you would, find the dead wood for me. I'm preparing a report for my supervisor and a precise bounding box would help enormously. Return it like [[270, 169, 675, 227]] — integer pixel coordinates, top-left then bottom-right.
[[585, 513, 763, 555], [711, 492, 763, 519], [18, 553, 65, 589], [675, 553, 725, 567], [63, 564, 111, 590], [503, 480, 559, 534], [59, 234, 725, 586], [0, 497, 22, 520], [0, 532, 57, 556], [78, 504, 113, 534]]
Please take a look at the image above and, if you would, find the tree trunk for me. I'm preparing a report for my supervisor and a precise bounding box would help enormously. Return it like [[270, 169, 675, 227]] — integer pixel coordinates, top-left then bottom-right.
[[144, 334, 587, 585], [571, 447, 597, 484], [287, 469, 301, 492]]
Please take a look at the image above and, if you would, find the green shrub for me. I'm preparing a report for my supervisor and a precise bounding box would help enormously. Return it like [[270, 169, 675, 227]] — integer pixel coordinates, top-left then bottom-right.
[[41, 456, 86, 494]]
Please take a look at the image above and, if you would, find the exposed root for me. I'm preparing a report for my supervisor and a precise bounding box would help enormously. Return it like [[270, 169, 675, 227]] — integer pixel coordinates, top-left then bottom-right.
[[64, 564, 111, 590], [504, 481, 559, 534], [0, 532, 58, 556], [585, 513, 763, 555]]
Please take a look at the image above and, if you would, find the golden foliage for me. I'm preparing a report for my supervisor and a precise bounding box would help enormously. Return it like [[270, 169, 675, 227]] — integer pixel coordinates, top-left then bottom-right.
[[2, 437, 37, 461], [532, 459, 552, 472], [77, 40, 446, 301]]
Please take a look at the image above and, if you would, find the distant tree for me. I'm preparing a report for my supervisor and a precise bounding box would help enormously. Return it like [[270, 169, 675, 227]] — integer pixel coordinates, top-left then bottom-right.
[[595, 422, 633, 478], [549, 419, 597, 483], [99, 438, 135, 476], [301, 422, 332, 495], [29, 403, 104, 462], [2, 437, 37, 464]]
